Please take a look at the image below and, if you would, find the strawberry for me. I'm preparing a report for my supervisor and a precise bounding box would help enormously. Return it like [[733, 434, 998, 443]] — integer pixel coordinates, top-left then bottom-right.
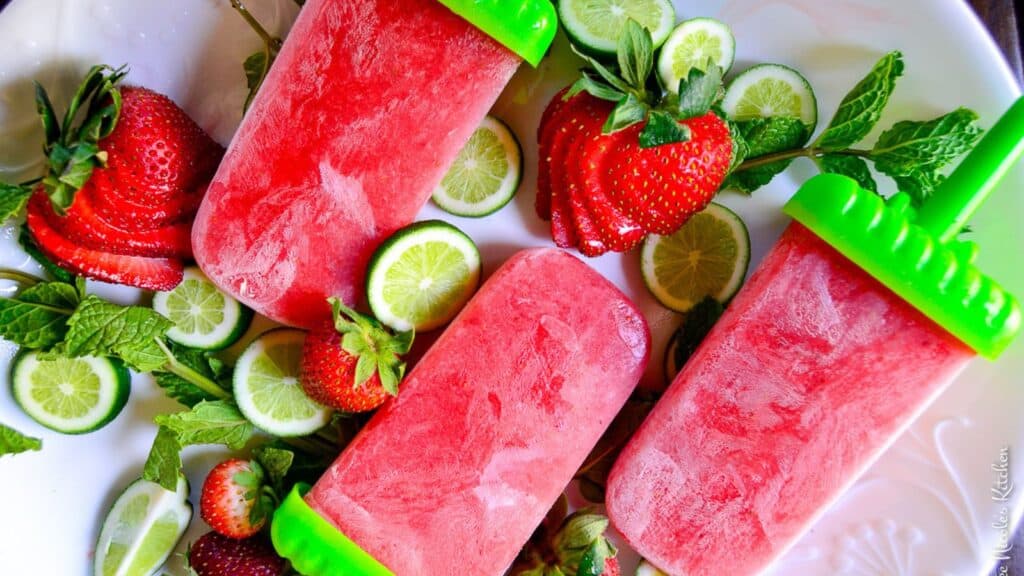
[[187, 532, 285, 576], [26, 193, 184, 290], [536, 87, 573, 221], [200, 459, 274, 539], [512, 499, 620, 576], [89, 172, 204, 232], [563, 96, 614, 257], [580, 127, 647, 252], [300, 298, 413, 413]]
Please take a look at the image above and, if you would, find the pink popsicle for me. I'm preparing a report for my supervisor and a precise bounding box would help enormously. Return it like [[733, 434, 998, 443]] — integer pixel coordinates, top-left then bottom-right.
[[607, 223, 975, 575], [192, 0, 523, 327], [305, 248, 650, 574]]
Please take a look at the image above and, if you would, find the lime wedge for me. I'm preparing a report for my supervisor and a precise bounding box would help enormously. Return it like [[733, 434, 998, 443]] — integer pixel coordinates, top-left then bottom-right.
[[657, 18, 735, 93], [233, 329, 333, 437], [366, 220, 481, 332], [152, 266, 253, 351], [641, 203, 751, 313], [433, 116, 522, 218], [10, 351, 130, 434], [721, 63, 818, 128], [558, 0, 676, 57], [94, 477, 192, 576]]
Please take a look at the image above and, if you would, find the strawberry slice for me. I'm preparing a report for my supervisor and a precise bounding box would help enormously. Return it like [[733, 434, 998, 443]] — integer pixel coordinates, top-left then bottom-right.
[[26, 194, 184, 291], [546, 107, 583, 250], [564, 115, 610, 257], [36, 189, 192, 259], [536, 88, 572, 221], [90, 170, 204, 231], [581, 129, 646, 252]]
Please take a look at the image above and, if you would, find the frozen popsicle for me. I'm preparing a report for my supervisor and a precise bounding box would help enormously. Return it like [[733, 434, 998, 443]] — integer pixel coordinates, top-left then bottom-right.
[[607, 98, 1024, 575], [192, 0, 555, 327], [271, 248, 650, 575]]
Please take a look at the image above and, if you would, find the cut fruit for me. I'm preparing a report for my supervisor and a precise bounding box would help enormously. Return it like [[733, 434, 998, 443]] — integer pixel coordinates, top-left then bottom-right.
[[640, 202, 750, 313], [581, 127, 646, 251], [433, 116, 522, 217], [657, 18, 736, 93], [94, 476, 192, 576], [152, 267, 253, 351], [721, 63, 818, 128], [558, 0, 676, 58], [233, 329, 333, 437], [636, 559, 670, 576], [10, 350, 130, 434], [536, 88, 573, 221], [366, 220, 481, 332], [565, 101, 611, 257]]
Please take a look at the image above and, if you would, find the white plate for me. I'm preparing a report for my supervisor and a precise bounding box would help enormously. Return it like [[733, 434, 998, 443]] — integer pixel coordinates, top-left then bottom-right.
[[0, 0, 1021, 574]]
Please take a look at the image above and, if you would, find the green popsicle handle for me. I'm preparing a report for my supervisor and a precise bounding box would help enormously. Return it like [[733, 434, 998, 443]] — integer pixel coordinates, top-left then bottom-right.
[[916, 96, 1024, 243]]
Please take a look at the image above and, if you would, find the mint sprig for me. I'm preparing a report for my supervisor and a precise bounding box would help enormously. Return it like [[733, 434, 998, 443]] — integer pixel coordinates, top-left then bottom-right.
[[0, 422, 42, 458], [728, 51, 983, 203], [230, 0, 284, 113], [0, 182, 33, 223]]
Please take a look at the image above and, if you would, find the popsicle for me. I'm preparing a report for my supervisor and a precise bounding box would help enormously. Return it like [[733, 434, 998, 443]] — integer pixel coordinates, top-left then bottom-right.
[[191, 0, 556, 328], [607, 98, 1024, 575], [271, 248, 650, 575]]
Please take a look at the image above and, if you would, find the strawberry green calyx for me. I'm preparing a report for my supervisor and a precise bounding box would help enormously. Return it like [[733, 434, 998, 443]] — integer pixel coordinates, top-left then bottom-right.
[[36, 64, 127, 214], [328, 297, 413, 396], [566, 19, 723, 148], [513, 504, 618, 576]]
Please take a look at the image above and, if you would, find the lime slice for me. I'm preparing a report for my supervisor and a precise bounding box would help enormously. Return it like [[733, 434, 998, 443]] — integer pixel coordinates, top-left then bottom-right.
[[233, 329, 333, 437], [10, 350, 130, 434], [94, 477, 192, 576], [641, 203, 751, 313], [657, 18, 735, 93], [558, 0, 676, 58], [152, 266, 253, 351], [636, 559, 670, 576], [432, 116, 522, 218], [721, 63, 818, 128], [366, 220, 481, 332]]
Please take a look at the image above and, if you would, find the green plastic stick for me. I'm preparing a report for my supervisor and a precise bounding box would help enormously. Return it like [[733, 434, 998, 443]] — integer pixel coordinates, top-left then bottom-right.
[[917, 97, 1024, 243]]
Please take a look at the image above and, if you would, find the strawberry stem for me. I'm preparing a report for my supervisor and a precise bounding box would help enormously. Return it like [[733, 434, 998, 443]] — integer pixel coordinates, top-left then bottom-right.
[[0, 270, 44, 288], [156, 338, 232, 400], [229, 0, 284, 55], [735, 146, 873, 172]]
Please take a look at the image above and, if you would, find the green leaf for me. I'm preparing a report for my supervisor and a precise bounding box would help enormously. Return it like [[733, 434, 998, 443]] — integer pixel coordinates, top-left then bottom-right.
[[676, 63, 723, 120], [154, 400, 255, 450], [724, 117, 810, 193], [565, 72, 625, 103], [0, 183, 32, 223], [725, 118, 750, 174], [617, 19, 653, 90], [576, 540, 614, 576], [243, 50, 272, 113], [18, 225, 76, 284], [871, 107, 982, 177], [377, 362, 399, 396], [353, 353, 376, 387], [602, 93, 648, 134], [818, 154, 878, 193], [890, 170, 945, 205], [253, 444, 294, 490], [64, 295, 174, 372], [571, 46, 633, 95], [639, 110, 691, 148], [672, 297, 724, 370], [34, 82, 60, 148], [0, 422, 42, 457], [816, 51, 904, 150], [0, 281, 78, 349], [142, 426, 183, 492], [154, 344, 231, 408]]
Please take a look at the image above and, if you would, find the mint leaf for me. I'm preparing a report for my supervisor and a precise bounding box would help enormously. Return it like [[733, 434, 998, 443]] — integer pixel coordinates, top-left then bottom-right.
[[19, 225, 76, 284], [154, 400, 255, 450], [243, 50, 271, 113], [0, 183, 32, 223], [617, 19, 653, 90], [675, 64, 723, 120], [639, 111, 691, 148], [253, 444, 294, 490], [725, 118, 750, 173], [64, 295, 173, 372], [603, 93, 647, 134], [0, 281, 78, 348], [871, 108, 981, 179], [724, 117, 810, 193], [816, 51, 904, 150], [154, 344, 231, 408], [566, 71, 625, 103], [0, 422, 42, 457], [819, 154, 878, 192], [891, 170, 945, 205], [143, 426, 182, 492]]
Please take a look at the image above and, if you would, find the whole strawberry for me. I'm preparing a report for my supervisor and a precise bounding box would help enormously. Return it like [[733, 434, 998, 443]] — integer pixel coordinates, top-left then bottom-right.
[[187, 532, 285, 576], [301, 298, 414, 413], [200, 459, 273, 539]]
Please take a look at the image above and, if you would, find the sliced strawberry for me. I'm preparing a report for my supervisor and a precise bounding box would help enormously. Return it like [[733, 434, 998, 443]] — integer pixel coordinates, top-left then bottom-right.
[[536, 88, 572, 221], [563, 97, 613, 257], [91, 170, 204, 231], [36, 189, 192, 259], [547, 113, 582, 250], [581, 129, 646, 252], [26, 194, 184, 291]]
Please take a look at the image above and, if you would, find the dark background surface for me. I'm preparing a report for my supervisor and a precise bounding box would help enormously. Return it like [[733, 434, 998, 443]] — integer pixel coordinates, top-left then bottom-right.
[[0, 0, 1020, 573]]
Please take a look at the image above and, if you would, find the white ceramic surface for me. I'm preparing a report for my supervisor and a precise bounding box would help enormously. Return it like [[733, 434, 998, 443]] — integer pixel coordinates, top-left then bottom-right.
[[0, 0, 1021, 574]]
